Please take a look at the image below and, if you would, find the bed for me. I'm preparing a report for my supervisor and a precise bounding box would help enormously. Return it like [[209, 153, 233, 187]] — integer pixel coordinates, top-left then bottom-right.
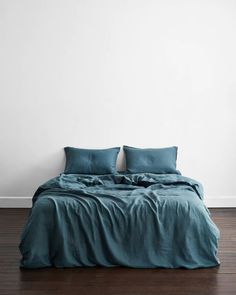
[[19, 172, 220, 269]]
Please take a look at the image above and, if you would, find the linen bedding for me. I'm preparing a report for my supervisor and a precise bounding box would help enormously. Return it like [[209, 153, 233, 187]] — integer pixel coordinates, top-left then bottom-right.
[[19, 173, 220, 269]]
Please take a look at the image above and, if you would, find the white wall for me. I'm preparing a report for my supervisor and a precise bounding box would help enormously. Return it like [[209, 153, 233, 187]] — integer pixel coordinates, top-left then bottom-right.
[[0, 0, 236, 203]]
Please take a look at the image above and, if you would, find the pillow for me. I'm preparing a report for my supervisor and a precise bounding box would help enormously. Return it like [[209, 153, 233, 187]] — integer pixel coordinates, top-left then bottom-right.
[[64, 147, 120, 174], [123, 146, 178, 174]]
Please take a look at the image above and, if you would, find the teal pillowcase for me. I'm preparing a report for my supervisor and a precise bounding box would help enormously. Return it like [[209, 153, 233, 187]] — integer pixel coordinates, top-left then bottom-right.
[[123, 146, 179, 174], [64, 147, 120, 174]]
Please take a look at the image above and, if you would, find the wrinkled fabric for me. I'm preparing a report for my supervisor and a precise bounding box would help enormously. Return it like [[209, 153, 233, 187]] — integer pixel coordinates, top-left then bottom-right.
[[19, 173, 220, 269]]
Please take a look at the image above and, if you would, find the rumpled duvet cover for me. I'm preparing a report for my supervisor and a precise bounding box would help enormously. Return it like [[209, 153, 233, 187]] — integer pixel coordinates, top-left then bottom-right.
[[19, 173, 220, 269]]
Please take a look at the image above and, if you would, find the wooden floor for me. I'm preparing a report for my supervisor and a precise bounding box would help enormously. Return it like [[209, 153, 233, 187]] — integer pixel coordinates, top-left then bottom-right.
[[0, 209, 235, 295]]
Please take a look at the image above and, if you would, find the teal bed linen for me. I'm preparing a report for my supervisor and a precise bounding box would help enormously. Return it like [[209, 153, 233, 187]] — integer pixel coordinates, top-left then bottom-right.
[[19, 173, 220, 269]]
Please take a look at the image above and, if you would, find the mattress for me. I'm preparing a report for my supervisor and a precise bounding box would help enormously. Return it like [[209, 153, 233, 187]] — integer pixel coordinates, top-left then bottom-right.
[[19, 173, 220, 269]]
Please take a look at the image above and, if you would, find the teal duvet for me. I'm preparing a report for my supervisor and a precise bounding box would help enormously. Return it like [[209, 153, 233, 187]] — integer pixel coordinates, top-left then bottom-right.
[[19, 173, 220, 269]]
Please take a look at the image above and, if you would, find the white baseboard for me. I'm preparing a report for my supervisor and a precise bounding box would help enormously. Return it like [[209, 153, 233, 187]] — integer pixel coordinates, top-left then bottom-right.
[[0, 196, 235, 208], [204, 196, 236, 208], [0, 196, 32, 208]]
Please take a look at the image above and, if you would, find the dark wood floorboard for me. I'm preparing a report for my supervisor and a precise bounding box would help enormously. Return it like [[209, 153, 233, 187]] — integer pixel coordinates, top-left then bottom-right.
[[0, 208, 235, 295]]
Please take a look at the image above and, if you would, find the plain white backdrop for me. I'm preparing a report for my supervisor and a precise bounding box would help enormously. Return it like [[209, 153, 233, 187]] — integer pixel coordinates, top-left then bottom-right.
[[0, 0, 236, 205]]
